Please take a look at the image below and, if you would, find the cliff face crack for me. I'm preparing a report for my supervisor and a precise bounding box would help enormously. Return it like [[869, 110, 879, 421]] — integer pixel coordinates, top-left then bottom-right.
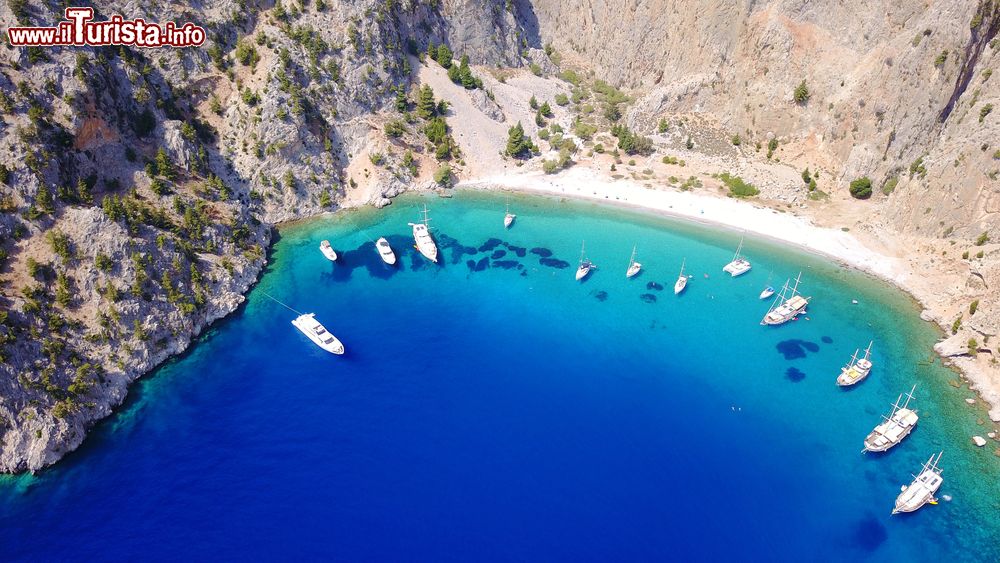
[[939, 2, 1000, 123]]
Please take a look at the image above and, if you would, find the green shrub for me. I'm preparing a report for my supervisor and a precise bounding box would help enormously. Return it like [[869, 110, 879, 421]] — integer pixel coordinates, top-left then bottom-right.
[[849, 177, 873, 199], [793, 80, 810, 104], [529, 63, 542, 76], [554, 93, 569, 106], [433, 164, 453, 186], [980, 103, 994, 123], [882, 176, 899, 195], [718, 173, 759, 198], [975, 232, 990, 246], [970, 299, 979, 315], [952, 316, 962, 334], [934, 50, 948, 67], [731, 134, 741, 146]]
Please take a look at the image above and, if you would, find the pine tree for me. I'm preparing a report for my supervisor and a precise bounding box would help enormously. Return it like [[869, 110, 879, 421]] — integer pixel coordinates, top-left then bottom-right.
[[416, 84, 436, 119], [435, 44, 453, 68], [505, 122, 532, 158]]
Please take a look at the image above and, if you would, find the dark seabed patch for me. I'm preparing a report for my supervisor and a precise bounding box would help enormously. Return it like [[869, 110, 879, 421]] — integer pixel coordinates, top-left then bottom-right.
[[505, 244, 527, 257], [466, 257, 490, 272], [530, 247, 553, 258], [646, 281, 664, 291], [478, 238, 503, 252], [491, 249, 507, 259], [540, 257, 570, 269], [592, 291, 608, 302], [785, 367, 806, 382], [492, 260, 520, 270], [850, 515, 887, 552], [822, 336, 833, 344], [640, 294, 657, 303], [776, 339, 820, 360]]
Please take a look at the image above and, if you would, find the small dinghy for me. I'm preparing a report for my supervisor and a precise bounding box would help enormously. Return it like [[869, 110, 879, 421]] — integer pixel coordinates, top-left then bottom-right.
[[759, 286, 775, 299]]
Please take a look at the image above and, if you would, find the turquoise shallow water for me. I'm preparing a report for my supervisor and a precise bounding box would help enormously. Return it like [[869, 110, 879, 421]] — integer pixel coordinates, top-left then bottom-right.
[[1, 190, 998, 561]]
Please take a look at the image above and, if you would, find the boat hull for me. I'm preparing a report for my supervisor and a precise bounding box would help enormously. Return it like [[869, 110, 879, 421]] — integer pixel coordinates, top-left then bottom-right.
[[319, 241, 338, 261], [291, 314, 345, 355], [626, 263, 642, 278], [575, 265, 592, 281], [674, 278, 687, 294], [723, 260, 751, 277], [504, 214, 515, 228], [376, 238, 396, 265], [759, 288, 775, 300]]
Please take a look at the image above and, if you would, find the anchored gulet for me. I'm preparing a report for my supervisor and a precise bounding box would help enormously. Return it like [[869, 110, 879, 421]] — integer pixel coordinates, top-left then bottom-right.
[[761, 272, 810, 325], [626, 244, 642, 278], [575, 241, 596, 281], [408, 205, 439, 263], [893, 452, 944, 515], [864, 386, 919, 453], [722, 236, 752, 277], [837, 341, 874, 386]]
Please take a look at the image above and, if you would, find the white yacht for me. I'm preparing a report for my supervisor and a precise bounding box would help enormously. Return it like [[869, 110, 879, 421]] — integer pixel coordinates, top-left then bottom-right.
[[575, 241, 595, 281], [626, 245, 642, 278], [674, 258, 688, 295], [291, 313, 345, 355], [408, 205, 438, 263], [504, 199, 516, 229], [375, 237, 396, 265], [893, 452, 944, 515], [319, 240, 338, 261], [837, 341, 874, 386], [761, 272, 810, 325], [722, 236, 751, 277], [759, 286, 775, 300], [864, 386, 919, 453]]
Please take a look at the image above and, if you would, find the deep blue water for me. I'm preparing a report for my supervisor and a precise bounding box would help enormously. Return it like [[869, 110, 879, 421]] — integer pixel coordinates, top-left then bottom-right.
[[2, 191, 999, 561]]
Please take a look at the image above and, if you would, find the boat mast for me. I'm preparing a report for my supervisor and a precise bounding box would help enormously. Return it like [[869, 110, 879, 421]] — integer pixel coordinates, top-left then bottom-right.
[[846, 349, 859, 369], [733, 236, 744, 261], [630, 244, 637, 267], [789, 271, 802, 296], [901, 384, 917, 409], [421, 204, 431, 227], [863, 340, 873, 361], [580, 240, 586, 265]]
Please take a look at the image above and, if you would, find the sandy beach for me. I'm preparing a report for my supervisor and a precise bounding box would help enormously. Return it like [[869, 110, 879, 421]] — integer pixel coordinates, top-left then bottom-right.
[[459, 166, 1000, 423]]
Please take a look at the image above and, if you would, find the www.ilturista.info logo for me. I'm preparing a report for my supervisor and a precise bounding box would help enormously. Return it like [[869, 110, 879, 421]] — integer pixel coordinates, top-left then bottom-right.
[[7, 7, 206, 47]]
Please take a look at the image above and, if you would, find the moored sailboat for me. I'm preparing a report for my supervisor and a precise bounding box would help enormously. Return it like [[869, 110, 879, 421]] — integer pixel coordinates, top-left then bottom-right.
[[626, 244, 642, 278], [837, 341, 874, 386], [722, 236, 751, 277], [375, 237, 396, 265], [575, 241, 596, 281], [504, 198, 516, 229], [864, 386, 919, 453], [892, 452, 944, 515], [408, 205, 438, 263], [674, 258, 688, 294], [319, 240, 338, 261], [761, 272, 810, 325]]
